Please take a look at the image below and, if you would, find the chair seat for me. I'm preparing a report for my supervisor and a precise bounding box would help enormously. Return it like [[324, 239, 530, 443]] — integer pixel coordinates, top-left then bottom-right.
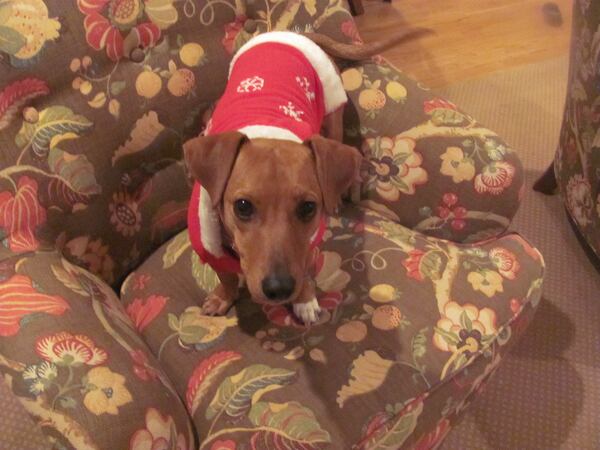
[[120, 204, 544, 448]]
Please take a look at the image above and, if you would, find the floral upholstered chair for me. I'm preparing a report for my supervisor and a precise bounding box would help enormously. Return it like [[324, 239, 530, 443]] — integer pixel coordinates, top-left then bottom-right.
[[0, 1, 544, 448], [535, 0, 600, 262]]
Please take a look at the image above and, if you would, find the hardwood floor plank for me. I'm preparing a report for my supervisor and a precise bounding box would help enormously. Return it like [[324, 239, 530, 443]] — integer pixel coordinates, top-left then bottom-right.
[[354, 0, 573, 87]]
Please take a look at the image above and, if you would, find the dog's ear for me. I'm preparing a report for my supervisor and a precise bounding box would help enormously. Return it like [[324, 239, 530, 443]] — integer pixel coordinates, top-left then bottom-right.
[[306, 135, 362, 215], [183, 131, 247, 207]]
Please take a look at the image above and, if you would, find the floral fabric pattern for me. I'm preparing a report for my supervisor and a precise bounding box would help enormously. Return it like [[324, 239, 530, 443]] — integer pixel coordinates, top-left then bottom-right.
[[555, 0, 600, 256], [0, 0, 544, 448], [121, 206, 544, 448]]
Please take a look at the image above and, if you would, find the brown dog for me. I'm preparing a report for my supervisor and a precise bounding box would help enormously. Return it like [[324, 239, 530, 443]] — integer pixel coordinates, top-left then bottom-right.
[[185, 132, 359, 324], [184, 29, 431, 325]]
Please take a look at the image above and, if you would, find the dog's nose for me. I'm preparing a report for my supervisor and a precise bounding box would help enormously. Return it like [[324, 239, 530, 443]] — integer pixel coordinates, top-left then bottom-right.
[[262, 273, 296, 301]]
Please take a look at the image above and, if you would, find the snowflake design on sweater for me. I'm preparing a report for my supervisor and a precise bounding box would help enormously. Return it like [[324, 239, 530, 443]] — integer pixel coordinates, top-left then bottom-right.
[[237, 76, 264, 93], [296, 76, 315, 101], [279, 102, 305, 122]]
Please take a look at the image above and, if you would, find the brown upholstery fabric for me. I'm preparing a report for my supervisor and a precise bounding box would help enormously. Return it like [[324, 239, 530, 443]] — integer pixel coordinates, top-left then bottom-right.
[[555, 0, 600, 258], [0, 1, 544, 448], [120, 206, 544, 448]]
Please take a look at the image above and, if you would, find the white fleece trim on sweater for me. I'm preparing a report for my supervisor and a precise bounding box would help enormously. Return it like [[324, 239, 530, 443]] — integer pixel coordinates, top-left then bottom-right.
[[238, 125, 302, 142], [198, 187, 224, 258], [230, 31, 347, 114]]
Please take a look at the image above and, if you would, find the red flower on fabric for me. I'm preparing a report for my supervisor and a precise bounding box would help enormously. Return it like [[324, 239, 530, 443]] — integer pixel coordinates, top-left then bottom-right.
[[78, 0, 162, 61], [0, 275, 69, 336], [513, 235, 542, 262], [474, 161, 516, 195], [510, 298, 522, 314], [0, 78, 49, 131], [489, 247, 520, 280], [0, 177, 46, 253], [222, 15, 247, 54], [133, 273, 151, 291], [210, 440, 236, 450], [263, 303, 303, 328], [126, 294, 167, 331], [402, 249, 425, 281], [36, 332, 107, 366], [414, 418, 451, 450], [130, 349, 160, 381], [423, 98, 458, 114]]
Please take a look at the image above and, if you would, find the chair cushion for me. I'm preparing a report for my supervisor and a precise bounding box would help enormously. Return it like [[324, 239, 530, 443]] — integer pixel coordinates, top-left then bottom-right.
[[120, 205, 544, 448]]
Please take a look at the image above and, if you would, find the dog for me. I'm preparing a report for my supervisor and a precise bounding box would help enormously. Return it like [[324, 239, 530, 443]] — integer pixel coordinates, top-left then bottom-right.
[[184, 29, 430, 325]]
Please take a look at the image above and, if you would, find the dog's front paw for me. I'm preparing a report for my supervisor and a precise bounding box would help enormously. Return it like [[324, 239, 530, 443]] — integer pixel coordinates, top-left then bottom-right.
[[293, 297, 321, 326], [202, 294, 233, 316]]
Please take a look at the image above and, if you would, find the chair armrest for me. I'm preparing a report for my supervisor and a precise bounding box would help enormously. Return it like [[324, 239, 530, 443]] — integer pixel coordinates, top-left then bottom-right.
[[344, 59, 524, 242], [0, 251, 193, 449]]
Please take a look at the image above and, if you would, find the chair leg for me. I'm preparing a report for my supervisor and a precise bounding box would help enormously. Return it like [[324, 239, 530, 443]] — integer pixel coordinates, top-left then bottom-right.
[[348, 0, 364, 16], [533, 162, 558, 195]]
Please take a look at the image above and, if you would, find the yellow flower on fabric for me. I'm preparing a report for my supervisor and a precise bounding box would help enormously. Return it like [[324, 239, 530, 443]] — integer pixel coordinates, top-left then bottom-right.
[[440, 147, 475, 183], [467, 270, 504, 298], [84, 367, 132, 415], [433, 301, 498, 353]]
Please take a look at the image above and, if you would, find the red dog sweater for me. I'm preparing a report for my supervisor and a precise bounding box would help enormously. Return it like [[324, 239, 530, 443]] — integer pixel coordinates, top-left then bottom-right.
[[188, 31, 347, 273]]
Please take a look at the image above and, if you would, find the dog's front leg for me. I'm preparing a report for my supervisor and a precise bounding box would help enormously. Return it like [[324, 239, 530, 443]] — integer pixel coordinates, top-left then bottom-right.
[[293, 277, 321, 326], [201, 271, 239, 316]]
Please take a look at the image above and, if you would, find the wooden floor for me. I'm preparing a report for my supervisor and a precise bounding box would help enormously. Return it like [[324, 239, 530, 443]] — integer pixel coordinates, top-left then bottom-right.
[[354, 0, 574, 88]]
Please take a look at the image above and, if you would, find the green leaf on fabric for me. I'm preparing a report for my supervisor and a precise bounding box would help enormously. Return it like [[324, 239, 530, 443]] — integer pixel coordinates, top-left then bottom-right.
[[179, 323, 208, 345], [371, 136, 384, 159], [174, 306, 237, 347], [162, 231, 191, 269], [420, 251, 442, 281], [460, 311, 473, 332], [453, 352, 469, 372], [206, 364, 296, 420], [191, 252, 219, 292], [0, 25, 26, 55], [411, 327, 428, 360], [248, 401, 331, 447], [389, 176, 409, 193], [233, 29, 253, 54], [167, 313, 179, 331], [392, 153, 410, 165], [434, 326, 459, 346], [431, 108, 466, 126], [58, 396, 76, 409], [361, 400, 423, 449], [15, 106, 93, 157], [110, 81, 127, 96], [378, 221, 417, 245], [48, 148, 101, 196]]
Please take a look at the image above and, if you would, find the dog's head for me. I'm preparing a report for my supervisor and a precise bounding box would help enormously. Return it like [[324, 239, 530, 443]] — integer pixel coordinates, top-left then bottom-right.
[[184, 131, 361, 304]]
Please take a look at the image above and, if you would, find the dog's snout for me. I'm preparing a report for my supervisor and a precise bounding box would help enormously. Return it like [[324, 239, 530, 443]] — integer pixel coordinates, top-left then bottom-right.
[[261, 272, 296, 301]]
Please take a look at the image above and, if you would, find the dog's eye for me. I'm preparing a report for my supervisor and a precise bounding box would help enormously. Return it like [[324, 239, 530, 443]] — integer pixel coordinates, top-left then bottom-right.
[[297, 201, 317, 222], [234, 199, 254, 220]]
